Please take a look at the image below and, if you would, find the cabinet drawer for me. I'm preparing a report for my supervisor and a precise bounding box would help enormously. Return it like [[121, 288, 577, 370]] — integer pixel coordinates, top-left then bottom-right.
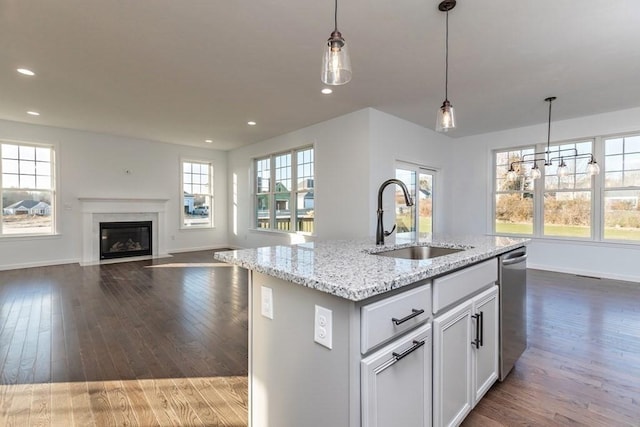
[[432, 258, 497, 314], [361, 284, 431, 354]]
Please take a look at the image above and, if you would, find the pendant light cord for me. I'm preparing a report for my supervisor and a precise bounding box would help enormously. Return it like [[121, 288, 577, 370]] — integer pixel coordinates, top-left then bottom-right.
[[334, 0, 338, 31], [444, 9, 449, 101], [546, 98, 552, 164]]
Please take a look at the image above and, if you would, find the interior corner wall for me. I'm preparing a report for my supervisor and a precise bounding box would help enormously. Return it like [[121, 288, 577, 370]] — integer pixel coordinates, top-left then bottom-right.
[[450, 107, 640, 282], [368, 109, 454, 235], [0, 119, 228, 270], [226, 109, 372, 249]]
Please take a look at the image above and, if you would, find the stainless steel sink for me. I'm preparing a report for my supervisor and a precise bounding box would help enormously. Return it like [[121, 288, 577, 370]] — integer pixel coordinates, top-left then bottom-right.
[[373, 245, 467, 260]]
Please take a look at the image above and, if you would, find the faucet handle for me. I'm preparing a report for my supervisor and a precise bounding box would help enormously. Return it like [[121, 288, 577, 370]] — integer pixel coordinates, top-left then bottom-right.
[[384, 224, 397, 237]]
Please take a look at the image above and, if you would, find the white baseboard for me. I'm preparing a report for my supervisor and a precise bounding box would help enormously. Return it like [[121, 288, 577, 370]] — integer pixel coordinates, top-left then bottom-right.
[[0, 258, 80, 271], [167, 244, 232, 254], [527, 262, 640, 284], [79, 253, 173, 267]]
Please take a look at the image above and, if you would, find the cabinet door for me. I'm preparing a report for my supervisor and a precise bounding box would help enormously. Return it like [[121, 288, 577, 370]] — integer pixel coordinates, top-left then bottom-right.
[[472, 286, 499, 404], [433, 300, 473, 427], [361, 324, 432, 427]]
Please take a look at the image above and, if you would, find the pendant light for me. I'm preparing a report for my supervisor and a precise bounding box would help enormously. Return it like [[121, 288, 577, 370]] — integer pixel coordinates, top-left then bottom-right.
[[506, 96, 601, 181], [436, 0, 457, 132], [321, 0, 352, 85]]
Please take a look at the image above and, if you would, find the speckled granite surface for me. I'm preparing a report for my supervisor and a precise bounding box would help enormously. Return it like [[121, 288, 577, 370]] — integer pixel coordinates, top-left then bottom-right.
[[214, 235, 529, 301]]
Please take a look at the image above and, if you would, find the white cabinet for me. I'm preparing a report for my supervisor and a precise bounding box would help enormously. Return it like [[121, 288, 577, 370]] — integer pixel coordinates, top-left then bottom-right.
[[361, 324, 432, 427], [473, 286, 499, 403], [433, 286, 499, 427], [433, 299, 473, 427]]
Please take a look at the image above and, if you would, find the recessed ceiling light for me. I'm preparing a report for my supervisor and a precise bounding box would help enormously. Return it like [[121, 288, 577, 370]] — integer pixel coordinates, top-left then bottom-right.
[[27, 111, 40, 116], [17, 68, 35, 76], [321, 88, 333, 95], [205, 139, 213, 144], [247, 121, 257, 126]]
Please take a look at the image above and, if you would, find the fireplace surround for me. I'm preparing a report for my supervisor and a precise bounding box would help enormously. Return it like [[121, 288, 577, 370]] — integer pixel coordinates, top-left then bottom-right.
[[79, 198, 169, 265]]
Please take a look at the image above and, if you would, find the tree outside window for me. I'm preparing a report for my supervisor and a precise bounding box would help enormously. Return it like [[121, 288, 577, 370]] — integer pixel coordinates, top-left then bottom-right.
[[603, 135, 640, 241], [494, 148, 535, 235]]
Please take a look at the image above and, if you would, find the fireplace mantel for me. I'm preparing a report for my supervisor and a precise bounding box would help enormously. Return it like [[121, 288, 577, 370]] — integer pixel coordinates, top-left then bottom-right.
[[79, 197, 170, 265]]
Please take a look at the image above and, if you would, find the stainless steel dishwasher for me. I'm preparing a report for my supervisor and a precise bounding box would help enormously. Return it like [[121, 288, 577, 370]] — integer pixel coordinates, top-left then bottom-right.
[[498, 247, 527, 381]]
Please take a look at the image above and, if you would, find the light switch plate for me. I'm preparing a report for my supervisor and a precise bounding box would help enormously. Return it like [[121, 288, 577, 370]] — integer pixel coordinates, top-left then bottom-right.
[[314, 305, 332, 349], [261, 286, 273, 319]]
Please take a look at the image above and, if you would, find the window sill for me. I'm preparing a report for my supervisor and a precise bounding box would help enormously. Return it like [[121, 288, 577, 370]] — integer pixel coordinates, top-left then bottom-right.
[[248, 227, 315, 238], [491, 233, 640, 249], [180, 225, 216, 231], [0, 233, 62, 242]]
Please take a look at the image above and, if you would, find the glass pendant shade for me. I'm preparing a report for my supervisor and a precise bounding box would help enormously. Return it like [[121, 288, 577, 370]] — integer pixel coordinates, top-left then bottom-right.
[[506, 166, 517, 181], [557, 159, 569, 177], [436, 100, 456, 132], [588, 159, 600, 176], [321, 31, 352, 85], [530, 163, 542, 179]]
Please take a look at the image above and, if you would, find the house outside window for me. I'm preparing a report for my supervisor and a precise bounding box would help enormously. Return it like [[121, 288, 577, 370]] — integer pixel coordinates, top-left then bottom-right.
[[182, 160, 213, 228], [1, 142, 55, 236], [493, 133, 640, 243], [254, 147, 314, 234]]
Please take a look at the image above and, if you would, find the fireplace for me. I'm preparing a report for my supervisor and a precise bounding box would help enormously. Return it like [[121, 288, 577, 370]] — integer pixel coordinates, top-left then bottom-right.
[[100, 221, 152, 260]]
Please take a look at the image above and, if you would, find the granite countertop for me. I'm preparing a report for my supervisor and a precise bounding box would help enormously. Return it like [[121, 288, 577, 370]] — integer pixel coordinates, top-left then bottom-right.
[[213, 235, 529, 302]]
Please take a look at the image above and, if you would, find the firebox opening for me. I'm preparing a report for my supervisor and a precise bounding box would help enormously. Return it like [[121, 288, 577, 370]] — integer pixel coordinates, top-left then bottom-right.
[[100, 221, 152, 260]]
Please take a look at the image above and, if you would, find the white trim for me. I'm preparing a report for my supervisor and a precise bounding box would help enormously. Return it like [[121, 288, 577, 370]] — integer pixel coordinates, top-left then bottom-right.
[[527, 263, 640, 284], [168, 244, 231, 254], [78, 197, 169, 265], [0, 257, 79, 272]]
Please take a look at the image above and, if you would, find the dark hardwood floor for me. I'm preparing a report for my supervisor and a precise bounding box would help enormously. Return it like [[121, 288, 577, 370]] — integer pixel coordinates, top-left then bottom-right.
[[0, 252, 639, 426], [0, 251, 248, 426], [464, 269, 640, 426]]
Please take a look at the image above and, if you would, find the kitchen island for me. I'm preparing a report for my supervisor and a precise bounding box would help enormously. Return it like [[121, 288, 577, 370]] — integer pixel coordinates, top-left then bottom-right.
[[215, 235, 529, 427]]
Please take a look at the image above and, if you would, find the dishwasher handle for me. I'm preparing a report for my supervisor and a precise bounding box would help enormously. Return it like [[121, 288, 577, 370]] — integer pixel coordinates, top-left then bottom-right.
[[502, 253, 527, 266]]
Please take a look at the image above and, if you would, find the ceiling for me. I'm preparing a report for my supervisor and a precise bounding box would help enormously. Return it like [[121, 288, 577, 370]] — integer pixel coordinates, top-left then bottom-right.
[[2, 0, 639, 151]]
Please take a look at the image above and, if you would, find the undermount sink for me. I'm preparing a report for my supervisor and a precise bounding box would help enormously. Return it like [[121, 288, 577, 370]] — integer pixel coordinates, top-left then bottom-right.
[[373, 245, 467, 260]]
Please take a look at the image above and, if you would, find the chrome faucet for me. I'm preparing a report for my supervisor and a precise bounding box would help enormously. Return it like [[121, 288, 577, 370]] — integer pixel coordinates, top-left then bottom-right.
[[376, 179, 414, 245]]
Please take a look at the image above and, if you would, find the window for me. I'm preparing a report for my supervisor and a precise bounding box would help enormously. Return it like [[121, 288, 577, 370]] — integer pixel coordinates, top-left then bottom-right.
[[494, 147, 535, 235], [395, 164, 436, 240], [254, 147, 314, 234], [493, 133, 640, 243], [543, 141, 593, 238], [603, 134, 640, 241], [1, 142, 55, 236], [182, 160, 213, 228]]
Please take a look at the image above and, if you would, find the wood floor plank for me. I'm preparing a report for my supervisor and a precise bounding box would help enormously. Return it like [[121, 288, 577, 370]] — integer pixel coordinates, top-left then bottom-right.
[[68, 381, 95, 426], [49, 381, 73, 427], [29, 382, 51, 427]]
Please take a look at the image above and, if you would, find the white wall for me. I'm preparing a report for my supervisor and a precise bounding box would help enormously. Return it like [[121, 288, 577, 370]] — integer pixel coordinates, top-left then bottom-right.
[[451, 107, 640, 282], [0, 119, 228, 270], [227, 109, 371, 249], [226, 108, 454, 250], [369, 109, 453, 235]]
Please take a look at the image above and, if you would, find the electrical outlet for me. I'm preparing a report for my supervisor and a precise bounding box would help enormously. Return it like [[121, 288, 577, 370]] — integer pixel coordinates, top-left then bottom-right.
[[314, 305, 332, 349], [261, 286, 273, 319]]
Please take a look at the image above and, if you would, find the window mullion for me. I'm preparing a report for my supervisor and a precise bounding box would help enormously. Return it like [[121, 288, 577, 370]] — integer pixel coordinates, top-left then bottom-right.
[[270, 155, 276, 230], [291, 149, 298, 232]]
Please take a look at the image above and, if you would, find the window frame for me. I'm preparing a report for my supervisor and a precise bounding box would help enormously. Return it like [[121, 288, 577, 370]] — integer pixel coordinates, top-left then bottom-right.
[[492, 132, 640, 245], [180, 159, 214, 229], [1, 140, 57, 237], [395, 161, 437, 240], [253, 145, 314, 235]]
